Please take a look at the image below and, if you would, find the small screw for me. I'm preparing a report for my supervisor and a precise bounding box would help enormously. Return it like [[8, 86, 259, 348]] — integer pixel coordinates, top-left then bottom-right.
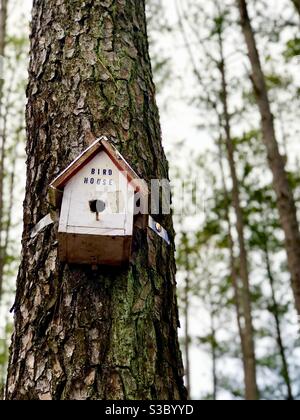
[[156, 223, 162, 233]]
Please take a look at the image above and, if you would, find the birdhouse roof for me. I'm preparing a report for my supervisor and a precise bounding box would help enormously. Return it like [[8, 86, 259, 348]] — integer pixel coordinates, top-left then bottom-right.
[[49, 137, 148, 209]]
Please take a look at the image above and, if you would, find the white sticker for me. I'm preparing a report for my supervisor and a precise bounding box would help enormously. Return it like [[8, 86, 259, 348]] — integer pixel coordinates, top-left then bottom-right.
[[148, 216, 170, 245], [31, 214, 54, 239]]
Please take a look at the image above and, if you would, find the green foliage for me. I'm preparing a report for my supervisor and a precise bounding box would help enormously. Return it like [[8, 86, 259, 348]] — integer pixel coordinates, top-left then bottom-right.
[[284, 38, 300, 60]]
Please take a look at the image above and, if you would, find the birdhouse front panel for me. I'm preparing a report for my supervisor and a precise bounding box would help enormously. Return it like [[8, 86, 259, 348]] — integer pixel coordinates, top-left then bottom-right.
[[59, 150, 135, 236], [57, 148, 135, 265]]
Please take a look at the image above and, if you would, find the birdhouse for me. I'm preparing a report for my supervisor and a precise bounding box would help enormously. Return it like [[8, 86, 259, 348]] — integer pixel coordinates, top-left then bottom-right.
[[49, 137, 148, 266]]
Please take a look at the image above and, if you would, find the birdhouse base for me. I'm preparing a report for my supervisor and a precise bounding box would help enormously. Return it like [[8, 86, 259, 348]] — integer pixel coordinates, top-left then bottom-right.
[[58, 233, 132, 266]]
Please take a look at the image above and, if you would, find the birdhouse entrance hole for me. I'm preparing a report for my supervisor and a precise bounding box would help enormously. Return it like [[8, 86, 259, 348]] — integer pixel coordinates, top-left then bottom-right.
[[89, 199, 106, 221]]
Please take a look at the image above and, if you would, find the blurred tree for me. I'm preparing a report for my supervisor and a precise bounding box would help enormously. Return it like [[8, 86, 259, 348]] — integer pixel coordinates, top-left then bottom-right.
[[180, 231, 192, 398], [216, 14, 258, 400], [0, 0, 8, 300], [0, 0, 29, 398], [171, 0, 300, 400], [146, 0, 172, 95], [236, 0, 300, 317], [0, 0, 8, 81], [0, 319, 12, 398], [216, 133, 255, 400], [239, 138, 299, 399], [291, 0, 300, 16], [175, 2, 258, 400]]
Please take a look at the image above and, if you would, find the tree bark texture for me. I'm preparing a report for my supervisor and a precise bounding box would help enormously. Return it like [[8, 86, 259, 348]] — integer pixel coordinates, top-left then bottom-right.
[[6, 0, 186, 401], [237, 0, 300, 317]]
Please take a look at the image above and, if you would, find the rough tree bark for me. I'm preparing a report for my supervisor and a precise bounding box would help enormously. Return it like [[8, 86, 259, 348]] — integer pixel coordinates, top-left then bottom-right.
[[6, 0, 186, 400], [217, 30, 258, 400], [237, 0, 300, 317]]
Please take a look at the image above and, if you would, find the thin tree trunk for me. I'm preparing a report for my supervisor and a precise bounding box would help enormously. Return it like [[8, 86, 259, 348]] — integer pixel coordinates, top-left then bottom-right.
[[217, 30, 258, 400], [6, 0, 186, 401], [0, 0, 7, 55], [0, 97, 8, 301], [176, 3, 257, 397], [210, 307, 217, 401], [264, 242, 294, 400], [0, 316, 9, 399], [0, 90, 8, 299], [0, 0, 8, 111], [0, 64, 15, 300], [182, 233, 191, 399], [217, 135, 254, 400], [237, 0, 300, 317], [0, 0, 8, 301], [0, 134, 5, 298], [1, 125, 17, 279]]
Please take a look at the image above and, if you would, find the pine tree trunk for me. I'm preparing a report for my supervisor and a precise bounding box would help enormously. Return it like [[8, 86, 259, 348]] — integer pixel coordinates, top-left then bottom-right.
[[237, 0, 300, 317], [217, 136, 254, 400], [0, 0, 7, 105], [217, 31, 258, 400], [0, 0, 8, 300], [0, 0, 7, 58], [223, 112, 258, 402], [291, 0, 300, 15], [209, 305, 217, 401], [6, 0, 186, 401], [264, 242, 294, 400], [182, 233, 191, 399], [0, 99, 7, 299]]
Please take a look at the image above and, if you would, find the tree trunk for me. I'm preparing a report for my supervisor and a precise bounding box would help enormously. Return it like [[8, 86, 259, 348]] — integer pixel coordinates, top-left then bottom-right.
[[217, 30, 258, 400], [0, 0, 7, 54], [6, 0, 186, 401], [0, 0, 8, 300], [291, 0, 300, 15], [182, 233, 191, 399], [237, 0, 300, 317], [0, 104, 7, 299], [264, 242, 294, 400], [0, 0, 7, 108], [209, 305, 217, 401], [217, 135, 254, 400]]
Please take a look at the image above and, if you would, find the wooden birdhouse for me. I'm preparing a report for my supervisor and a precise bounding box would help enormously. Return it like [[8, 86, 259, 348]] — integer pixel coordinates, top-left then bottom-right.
[[49, 137, 148, 266]]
